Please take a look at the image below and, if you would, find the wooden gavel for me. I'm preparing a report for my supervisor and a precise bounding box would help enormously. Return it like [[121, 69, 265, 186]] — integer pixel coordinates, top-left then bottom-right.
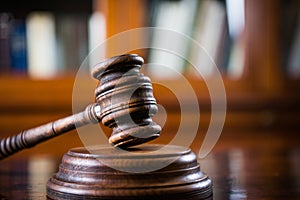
[[0, 54, 161, 160]]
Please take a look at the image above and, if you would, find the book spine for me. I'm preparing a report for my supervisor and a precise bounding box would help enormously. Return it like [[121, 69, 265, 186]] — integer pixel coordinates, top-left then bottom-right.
[[0, 13, 13, 74], [287, 15, 300, 78], [88, 12, 106, 70], [225, 0, 246, 79], [9, 19, 27, 75], [55, 14, 89, 73], [26, 12, 57, 79]]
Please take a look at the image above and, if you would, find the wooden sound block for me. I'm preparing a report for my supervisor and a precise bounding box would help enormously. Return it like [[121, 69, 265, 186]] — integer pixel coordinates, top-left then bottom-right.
[[47, 144, 212, 200]]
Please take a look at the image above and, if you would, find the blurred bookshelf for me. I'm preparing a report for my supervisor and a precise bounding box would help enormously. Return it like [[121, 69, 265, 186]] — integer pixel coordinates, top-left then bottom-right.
[[0, 0, 300, 157], [0, 0, 93, 78]]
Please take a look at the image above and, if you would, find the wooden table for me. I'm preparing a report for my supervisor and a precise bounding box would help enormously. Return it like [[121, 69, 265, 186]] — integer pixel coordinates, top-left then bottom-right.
[[0, 130, 299, 200]]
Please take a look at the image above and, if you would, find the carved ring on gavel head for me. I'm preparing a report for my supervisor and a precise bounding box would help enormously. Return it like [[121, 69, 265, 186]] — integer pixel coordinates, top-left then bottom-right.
[[0, 54, 161, 159]]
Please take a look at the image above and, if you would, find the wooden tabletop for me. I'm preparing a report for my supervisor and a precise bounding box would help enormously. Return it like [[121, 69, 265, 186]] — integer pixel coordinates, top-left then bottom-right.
[[0, 130, 299, 200]]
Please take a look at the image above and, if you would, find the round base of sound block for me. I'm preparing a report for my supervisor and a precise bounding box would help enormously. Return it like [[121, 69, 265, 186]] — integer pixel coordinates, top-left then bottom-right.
[[47, 144, 212, 200]]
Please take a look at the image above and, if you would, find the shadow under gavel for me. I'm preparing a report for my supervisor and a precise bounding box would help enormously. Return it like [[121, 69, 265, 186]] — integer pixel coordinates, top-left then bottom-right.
[[0, 54, 161, 160]]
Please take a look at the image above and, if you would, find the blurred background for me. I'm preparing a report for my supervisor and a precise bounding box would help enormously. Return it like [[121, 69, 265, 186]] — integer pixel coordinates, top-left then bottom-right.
[[0, 0, 300, 158]]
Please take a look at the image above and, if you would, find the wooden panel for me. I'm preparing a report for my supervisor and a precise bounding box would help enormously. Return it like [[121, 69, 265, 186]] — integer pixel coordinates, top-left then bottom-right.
[[244, 0, 282, 94], [94, 0, 148, 57]]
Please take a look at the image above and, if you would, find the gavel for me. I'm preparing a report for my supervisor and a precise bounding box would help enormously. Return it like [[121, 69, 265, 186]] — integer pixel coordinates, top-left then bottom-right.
[[0, 54, 161, 160]]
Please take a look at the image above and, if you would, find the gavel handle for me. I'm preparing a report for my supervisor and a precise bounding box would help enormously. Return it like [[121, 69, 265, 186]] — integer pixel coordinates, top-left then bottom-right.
[[0, 103, 100, 160]]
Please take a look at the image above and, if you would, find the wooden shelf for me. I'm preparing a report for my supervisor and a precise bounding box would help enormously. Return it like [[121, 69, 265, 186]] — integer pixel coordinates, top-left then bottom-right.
[[1, 76, 299, 129], [0, 76, 74, 112]]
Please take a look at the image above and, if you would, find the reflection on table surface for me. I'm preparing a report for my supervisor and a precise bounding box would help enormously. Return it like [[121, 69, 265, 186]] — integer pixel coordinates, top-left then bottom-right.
[[0, 155, 58, 199], [0, 131, 300, 200], [201, 147, 300, 199]]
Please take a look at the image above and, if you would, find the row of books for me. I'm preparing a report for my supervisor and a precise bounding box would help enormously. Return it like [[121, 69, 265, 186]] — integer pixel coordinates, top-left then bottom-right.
[[146, 0, 300, 80], [0, 11, 105, 79], [1, 0, 299, 80], [147, 0, 245, 80]]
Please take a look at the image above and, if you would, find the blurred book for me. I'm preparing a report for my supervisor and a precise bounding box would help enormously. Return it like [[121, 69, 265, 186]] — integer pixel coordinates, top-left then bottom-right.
[[9, 19, 27, 74], [88, 11, 106, 71], [188, 0, 227, 78], [281, 0, 300, 79], [287, 15, 300, 79], [26, 12, 57, 79], [55, 14, 89, 73], [225, 0, 245, 79], [0, 13, 13, 74], [147, 0, 198, 79]]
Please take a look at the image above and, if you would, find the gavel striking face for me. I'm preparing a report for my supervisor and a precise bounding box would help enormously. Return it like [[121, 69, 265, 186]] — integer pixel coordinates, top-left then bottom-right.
[[0, 54, 161, 159]]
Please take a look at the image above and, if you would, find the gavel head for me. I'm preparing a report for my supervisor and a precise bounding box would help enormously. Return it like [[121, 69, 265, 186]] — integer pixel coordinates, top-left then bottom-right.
[[91, 54, 161, 148]]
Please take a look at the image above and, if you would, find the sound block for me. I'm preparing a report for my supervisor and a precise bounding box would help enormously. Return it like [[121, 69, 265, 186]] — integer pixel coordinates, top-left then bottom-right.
[[47, 144, 212, 200]]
